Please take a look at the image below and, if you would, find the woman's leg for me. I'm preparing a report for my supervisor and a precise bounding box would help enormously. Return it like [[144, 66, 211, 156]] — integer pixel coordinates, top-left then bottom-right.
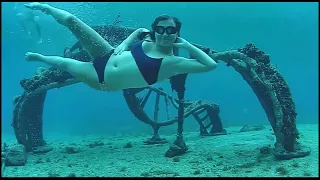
[[25, 52, 99, 86], [25, 2, 113, 59]]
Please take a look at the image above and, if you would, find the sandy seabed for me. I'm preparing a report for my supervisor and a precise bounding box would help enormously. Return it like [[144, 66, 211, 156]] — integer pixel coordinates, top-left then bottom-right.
[[1, 124, 318, 177]]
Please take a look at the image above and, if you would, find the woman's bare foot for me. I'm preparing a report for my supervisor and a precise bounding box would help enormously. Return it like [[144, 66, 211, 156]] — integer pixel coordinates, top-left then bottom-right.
[[24, 2, 50, 14], [25, 52, 43, 62]]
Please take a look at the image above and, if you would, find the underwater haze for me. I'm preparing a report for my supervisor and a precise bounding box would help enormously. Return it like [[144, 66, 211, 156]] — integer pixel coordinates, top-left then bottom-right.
[[1, 2, 319, 178], [1, 2, 318, 136]]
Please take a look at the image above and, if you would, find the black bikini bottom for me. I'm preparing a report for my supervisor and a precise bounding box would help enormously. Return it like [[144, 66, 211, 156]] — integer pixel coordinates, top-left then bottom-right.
[[92, 49, 115, 83]]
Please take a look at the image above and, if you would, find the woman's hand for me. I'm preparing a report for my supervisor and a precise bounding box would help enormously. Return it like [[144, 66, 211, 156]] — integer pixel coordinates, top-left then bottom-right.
[[173, 37, 191, 49], [114, 41, 129, 55], [114, 28, 150, 55]]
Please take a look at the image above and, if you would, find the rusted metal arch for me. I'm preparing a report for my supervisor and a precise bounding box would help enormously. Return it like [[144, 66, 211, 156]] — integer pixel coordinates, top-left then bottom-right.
[[12, 25, 310, 160]]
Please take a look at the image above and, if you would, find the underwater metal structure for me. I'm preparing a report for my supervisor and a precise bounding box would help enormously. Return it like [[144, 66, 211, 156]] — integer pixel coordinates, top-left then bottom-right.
[[12, 25, 310, 160]]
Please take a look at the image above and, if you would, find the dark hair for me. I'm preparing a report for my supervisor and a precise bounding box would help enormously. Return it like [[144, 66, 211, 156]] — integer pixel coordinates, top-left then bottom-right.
[[150, 14, 182, 41]]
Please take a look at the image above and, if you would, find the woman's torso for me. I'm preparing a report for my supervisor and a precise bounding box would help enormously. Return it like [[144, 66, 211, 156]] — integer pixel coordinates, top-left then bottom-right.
[[103, 40, 177, 91]]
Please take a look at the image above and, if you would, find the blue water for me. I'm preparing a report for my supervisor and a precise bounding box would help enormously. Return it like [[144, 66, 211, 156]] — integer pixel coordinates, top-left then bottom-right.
[[1, 2, 318, 137]]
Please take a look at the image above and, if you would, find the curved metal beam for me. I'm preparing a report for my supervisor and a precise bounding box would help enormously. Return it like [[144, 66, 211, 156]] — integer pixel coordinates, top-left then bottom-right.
[[12, 24, 309, 160]]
